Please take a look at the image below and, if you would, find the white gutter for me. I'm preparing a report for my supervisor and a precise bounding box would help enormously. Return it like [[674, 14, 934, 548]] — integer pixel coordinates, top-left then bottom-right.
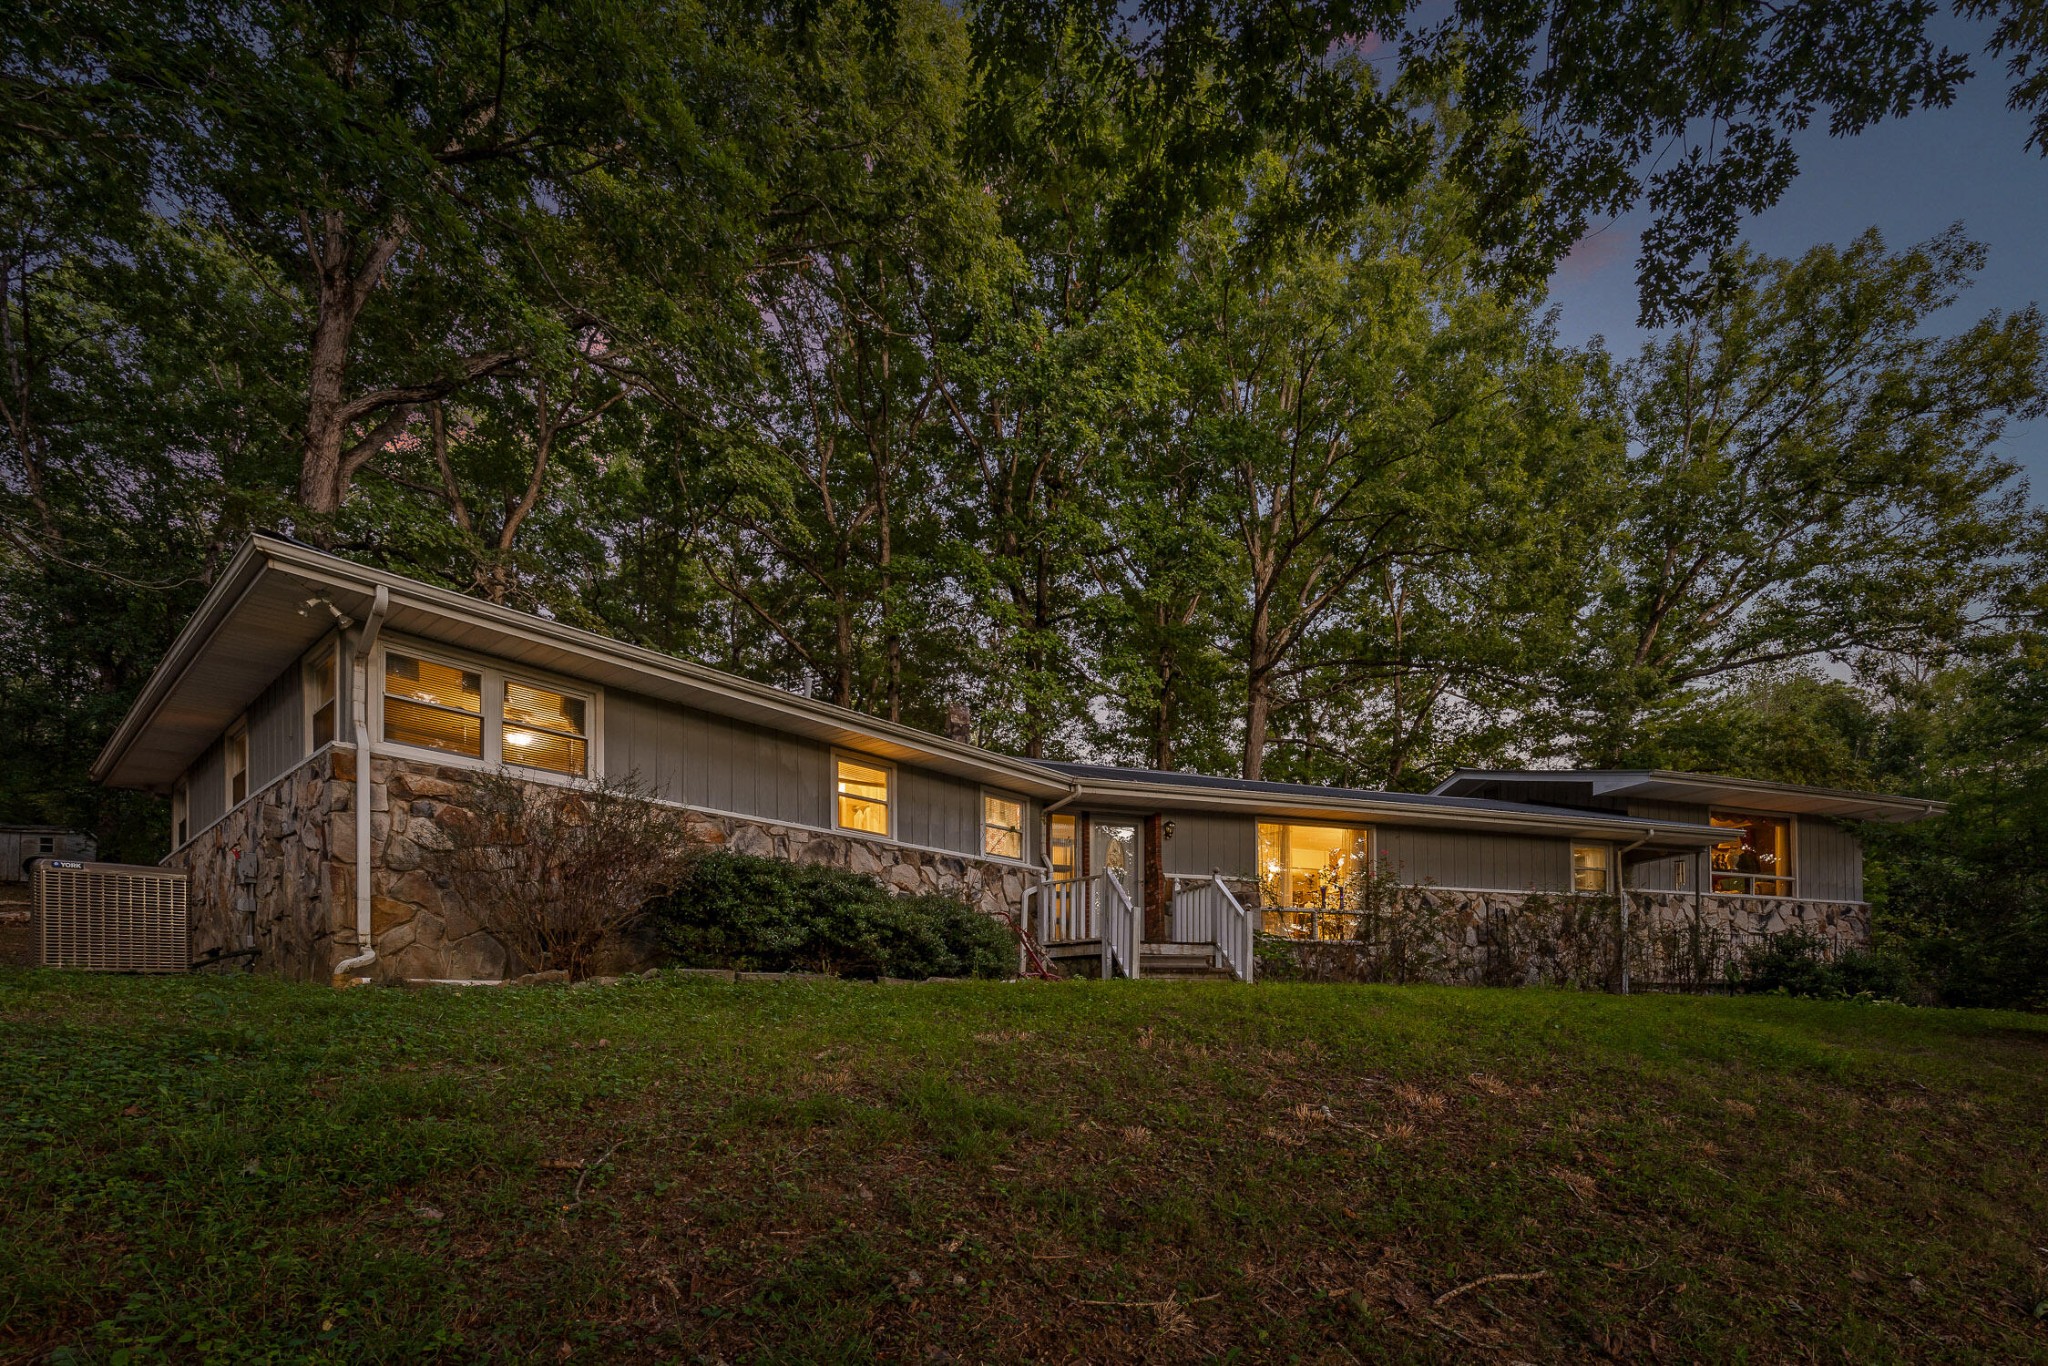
[[333, 586, 389, 982]]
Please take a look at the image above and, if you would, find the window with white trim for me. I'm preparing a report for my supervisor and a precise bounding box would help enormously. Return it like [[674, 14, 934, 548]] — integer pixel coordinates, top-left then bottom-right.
[[982, 791, 1024, 859], [173, 783, 189, 847], [834, 756, 892, 835], [383, 652, 484, 759], [501, 678, 588, 776], [379, 648, 595, 777], [1571, 843, 1611, 894], [225, 720, 249, 806]]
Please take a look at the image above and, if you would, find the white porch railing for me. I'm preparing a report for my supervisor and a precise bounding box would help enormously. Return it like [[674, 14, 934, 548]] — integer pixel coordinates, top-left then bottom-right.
[[1100, 873, 1140, 980], [1168, 873, 1256, 982], [1030, 872, 1142, 979]]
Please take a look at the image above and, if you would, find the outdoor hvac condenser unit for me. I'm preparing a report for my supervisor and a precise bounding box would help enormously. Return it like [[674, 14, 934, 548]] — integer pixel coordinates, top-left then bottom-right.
[[34, 859, 190, 972]]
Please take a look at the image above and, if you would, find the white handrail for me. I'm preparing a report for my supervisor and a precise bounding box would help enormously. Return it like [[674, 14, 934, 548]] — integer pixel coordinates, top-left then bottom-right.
[[1035, 874, 1095, 945], [1210, 874, 1255, 982], [1101, 872, 1140, 980]]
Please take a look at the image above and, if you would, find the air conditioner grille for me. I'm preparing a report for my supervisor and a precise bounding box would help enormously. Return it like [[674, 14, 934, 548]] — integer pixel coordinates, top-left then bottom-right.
[[35, 860, 190, 973]]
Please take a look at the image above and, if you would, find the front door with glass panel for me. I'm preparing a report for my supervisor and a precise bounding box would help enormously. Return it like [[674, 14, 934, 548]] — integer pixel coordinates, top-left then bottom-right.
[[1092, 821, 1141, 917]]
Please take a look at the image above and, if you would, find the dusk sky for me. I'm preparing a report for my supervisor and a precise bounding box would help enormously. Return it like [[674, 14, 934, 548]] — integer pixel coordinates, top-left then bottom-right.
[[1540, 19, 2048, 505]]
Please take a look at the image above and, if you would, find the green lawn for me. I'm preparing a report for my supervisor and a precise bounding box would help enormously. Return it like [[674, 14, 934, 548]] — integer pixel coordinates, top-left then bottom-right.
[[2, 971, 2044, 1363]]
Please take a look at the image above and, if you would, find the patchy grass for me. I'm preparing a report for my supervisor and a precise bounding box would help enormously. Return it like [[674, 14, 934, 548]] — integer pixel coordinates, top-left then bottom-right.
[[1, 971, 2045, 1363]]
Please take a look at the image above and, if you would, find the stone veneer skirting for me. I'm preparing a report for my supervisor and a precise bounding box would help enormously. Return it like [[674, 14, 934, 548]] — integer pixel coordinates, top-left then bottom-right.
[[164, 749, 350, 984], [169, 750, 1032, 983], [1256, 884, 1871, 987]]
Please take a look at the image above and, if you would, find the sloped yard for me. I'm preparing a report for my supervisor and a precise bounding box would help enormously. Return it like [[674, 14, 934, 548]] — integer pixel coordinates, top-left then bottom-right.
[[1, 970, 2044, 1362]]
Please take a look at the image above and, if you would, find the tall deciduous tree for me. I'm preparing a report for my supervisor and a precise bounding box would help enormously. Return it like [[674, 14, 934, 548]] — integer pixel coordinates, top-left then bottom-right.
[[1564, 228, 2048, 762]]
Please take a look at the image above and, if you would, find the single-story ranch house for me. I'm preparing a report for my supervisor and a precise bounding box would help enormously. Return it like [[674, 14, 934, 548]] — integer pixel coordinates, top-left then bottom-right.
[[89, 534, 1943, 984]]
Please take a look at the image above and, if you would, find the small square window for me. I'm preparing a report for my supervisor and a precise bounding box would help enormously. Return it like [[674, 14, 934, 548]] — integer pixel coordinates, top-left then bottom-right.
[[982, 792, 1024, 860], [1571, 844, 1610, 894], [835, 757, 891, 836]]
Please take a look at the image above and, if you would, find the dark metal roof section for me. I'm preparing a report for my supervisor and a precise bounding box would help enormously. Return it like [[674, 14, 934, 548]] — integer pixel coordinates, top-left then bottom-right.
[[1035, 761, 1729, 842], [1431, 769, 1946, 823]]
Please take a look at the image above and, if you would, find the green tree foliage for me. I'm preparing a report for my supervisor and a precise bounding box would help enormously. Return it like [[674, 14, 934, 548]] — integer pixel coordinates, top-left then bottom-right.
[[0, 0, 2043, 1009], [1562, 229, 2047, 764]]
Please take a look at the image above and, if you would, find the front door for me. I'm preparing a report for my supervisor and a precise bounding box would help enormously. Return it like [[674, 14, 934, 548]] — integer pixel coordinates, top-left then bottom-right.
[[1092, 820, 1141, 919]]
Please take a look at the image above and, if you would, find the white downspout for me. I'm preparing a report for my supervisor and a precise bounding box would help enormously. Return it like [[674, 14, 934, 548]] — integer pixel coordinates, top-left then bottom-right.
[[333, 586, 389, 981]]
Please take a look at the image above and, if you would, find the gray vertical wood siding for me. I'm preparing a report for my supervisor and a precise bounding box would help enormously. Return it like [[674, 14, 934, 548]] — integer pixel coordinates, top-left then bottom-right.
[[1162, 813, 1257, 878], [1372, 825, 1572, 892], [602, 687, 1029, 862], [1798, 819, 1863, 902], [247, 664, 303, 792]]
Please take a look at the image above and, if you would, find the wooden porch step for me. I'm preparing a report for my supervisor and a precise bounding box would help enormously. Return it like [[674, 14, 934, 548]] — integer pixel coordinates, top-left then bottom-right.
[[1038, 939, 1239, 981], [1140, 943, 1235, 980]]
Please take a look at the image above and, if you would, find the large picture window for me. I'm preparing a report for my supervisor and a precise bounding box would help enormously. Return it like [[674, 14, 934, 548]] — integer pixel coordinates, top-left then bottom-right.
[[1709, 812, 1794, 897], [1257, 822, 1368, 939], [383, 653, 484, 758], [982, 791, 1024, 859], [835, 756, 892, 835], [502, 679, 588, 776]]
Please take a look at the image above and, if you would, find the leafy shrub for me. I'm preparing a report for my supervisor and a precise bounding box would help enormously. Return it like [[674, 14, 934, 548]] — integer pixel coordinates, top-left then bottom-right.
[[651, 851, 1014, 979], [1738, 929, 1923, 1002]]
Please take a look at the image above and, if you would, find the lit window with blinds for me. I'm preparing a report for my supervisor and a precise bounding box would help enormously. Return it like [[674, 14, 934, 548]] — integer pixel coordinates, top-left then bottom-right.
[[835, 756, 892, 835], [502, 679, 588, 776], [982, 792, 1024, 859], [226, 723, 249, 806], [383, 653, 484, 758], [308, 647, 338, 750]]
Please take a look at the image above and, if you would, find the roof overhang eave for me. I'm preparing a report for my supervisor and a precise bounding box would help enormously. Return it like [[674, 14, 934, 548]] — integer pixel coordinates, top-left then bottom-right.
[[1065, 778, 1728, 846]]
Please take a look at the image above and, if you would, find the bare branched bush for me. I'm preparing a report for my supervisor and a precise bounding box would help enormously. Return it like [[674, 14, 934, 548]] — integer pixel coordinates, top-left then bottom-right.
[[428, 769, 697, 979]]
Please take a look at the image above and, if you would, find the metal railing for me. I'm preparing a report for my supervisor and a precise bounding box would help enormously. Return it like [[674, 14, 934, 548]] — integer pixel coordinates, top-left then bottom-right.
[[1167, 873, 1256, 982]]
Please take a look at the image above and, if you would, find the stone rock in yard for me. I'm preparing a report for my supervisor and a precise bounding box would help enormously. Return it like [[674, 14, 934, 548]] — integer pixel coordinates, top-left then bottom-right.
[[514, 968, 570, 986]]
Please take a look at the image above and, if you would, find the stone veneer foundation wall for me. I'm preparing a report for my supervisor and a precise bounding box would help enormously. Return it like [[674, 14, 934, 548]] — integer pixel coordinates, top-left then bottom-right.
[[369, 758, 1030, 980], [164, 749, 350, 983], [1255, 883, 1871, 987], [175, 751, 1033, 983]]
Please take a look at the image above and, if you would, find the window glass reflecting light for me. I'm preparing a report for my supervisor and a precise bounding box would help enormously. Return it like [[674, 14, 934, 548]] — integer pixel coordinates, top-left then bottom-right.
[[383, 653, 483, 758], [836, 758, 890, 834], [983, 793, 1023, 859], [1709, 812, 1794, 897]]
